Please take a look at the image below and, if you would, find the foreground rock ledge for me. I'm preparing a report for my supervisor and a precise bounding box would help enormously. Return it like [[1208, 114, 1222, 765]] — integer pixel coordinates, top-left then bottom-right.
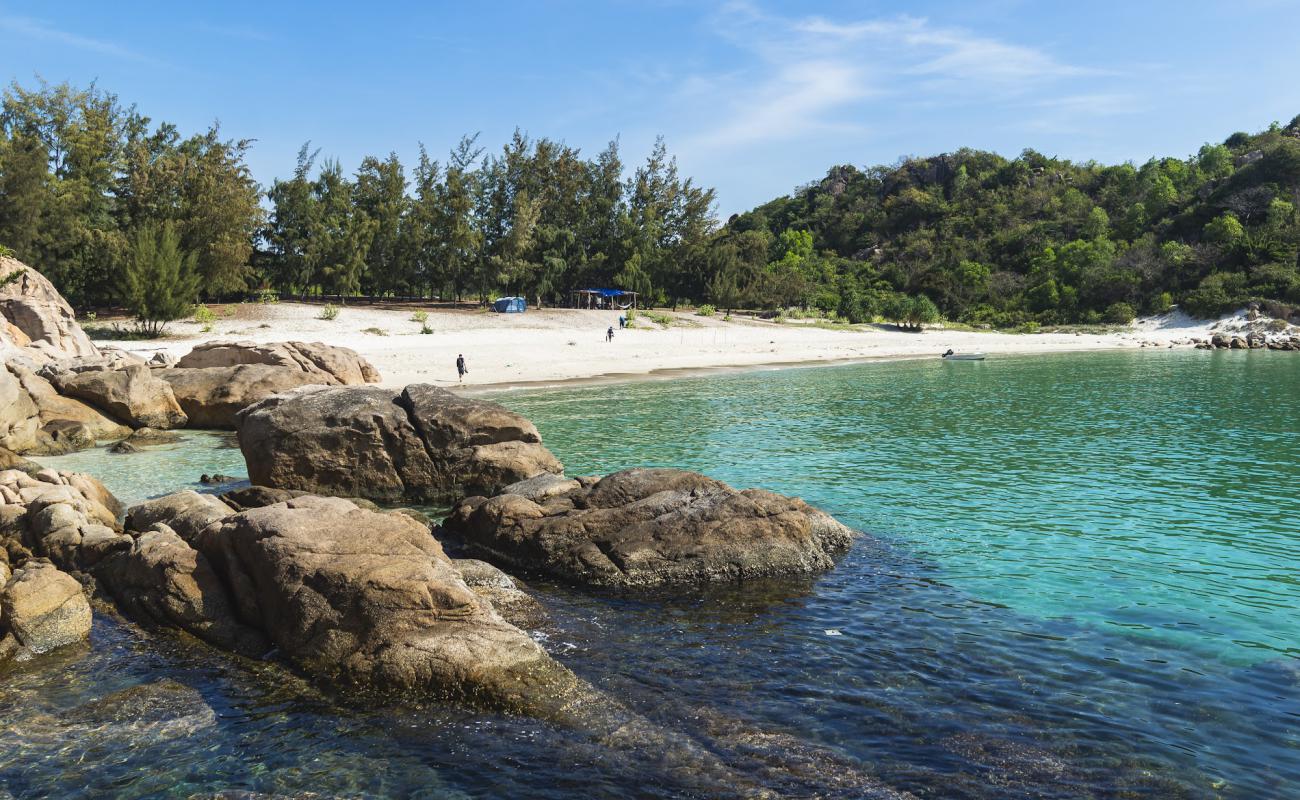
[[442, 469, 858, 589], [235, 384, 563, 503]]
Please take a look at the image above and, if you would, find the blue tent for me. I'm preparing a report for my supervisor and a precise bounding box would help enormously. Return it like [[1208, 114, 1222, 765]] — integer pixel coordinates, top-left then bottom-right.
[[492, 296, 526, 313]]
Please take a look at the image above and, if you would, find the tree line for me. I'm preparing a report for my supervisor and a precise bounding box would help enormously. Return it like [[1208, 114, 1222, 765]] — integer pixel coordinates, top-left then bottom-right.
[[2, 78, 1299, 328], [0, 79, 716, 314]]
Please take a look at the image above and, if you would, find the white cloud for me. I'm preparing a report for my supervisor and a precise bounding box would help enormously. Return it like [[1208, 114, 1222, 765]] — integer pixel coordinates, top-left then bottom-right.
[[0, 15, 151, 62], [676, 2, 1124, 155]]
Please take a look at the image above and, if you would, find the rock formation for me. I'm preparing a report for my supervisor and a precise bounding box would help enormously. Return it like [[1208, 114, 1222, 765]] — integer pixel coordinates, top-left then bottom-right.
[[442, 468, 857, 589], [0, 255, 99, 364], [0, 559, 93, 661], [176, 340, 380, 385], [52, 364, 188, 430], [159, 364, 334, 429], [236, 384, 562, 503]]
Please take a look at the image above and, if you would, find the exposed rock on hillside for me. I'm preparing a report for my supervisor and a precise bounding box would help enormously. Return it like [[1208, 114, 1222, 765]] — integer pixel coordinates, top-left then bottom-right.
[[236, 384, 561, 503], [443, 468, 857, 589]]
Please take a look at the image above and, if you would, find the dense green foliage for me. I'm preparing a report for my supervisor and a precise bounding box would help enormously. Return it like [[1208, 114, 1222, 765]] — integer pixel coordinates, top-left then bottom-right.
[[2, 79, 1298, 323], [0, 80, 261, 306], [123, 222, 200, 335], [723, 117, 1300, 324], [262, 132, 715, 305]]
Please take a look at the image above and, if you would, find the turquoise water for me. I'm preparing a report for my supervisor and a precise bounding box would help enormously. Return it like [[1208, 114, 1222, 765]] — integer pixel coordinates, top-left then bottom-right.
[[500, 350, 1300, 668], [6, 349, 1299, 798]]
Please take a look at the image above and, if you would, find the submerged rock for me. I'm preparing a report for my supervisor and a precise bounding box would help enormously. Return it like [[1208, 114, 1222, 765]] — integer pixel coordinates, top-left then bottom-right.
[[236, 384, 562, 503], [63, 678, 218, 743], [443, 468, 857, 589]]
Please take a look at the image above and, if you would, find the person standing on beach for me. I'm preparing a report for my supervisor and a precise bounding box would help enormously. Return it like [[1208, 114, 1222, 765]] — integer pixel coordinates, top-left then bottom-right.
[[456, 354, 467, 382], [606, 326, 614, 342]]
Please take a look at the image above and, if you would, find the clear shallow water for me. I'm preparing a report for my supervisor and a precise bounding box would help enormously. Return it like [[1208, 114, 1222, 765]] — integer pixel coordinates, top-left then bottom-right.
[[5, 350, 1299, 798]]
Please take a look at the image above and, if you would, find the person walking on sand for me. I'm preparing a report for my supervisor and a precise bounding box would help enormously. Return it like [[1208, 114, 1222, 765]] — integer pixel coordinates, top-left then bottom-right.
[[456, 354, 467, 382], [606, 326, 614, 342]]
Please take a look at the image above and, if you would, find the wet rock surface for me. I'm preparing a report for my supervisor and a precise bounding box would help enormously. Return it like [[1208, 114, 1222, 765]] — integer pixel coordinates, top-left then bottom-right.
[[443, 468, 857, 589]]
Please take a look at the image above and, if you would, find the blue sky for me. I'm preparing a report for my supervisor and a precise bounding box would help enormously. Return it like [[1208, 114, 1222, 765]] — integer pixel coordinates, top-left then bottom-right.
[[3, 1, 1300, 216]]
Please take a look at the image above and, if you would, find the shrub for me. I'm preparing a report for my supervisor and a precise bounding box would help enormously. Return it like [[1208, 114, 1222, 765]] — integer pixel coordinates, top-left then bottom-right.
[[420, 324, 433, 335], [696, 304, 715, 317], [361, 326, 387, 336], [1102, 302, 1136, 324], [123, 222, 200, 337], [411, 309, 429, 324], [191, 305, 216, 325], [318, 303, 340, 321], [256, 287, 278, 304], [1019, 321, 1041, 334], [647, 311, 672, 326]]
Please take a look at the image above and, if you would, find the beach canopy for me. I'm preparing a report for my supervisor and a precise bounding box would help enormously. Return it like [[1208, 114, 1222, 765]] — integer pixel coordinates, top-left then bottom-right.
[[492, 296, 526, 313], [571, 287, 638, 309]]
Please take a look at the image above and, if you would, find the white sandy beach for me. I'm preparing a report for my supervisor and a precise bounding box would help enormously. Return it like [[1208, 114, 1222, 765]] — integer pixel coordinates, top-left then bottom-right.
[[94, 302, 1232, 390]]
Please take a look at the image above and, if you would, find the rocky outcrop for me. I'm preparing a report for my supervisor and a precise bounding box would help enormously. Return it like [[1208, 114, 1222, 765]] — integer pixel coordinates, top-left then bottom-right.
[[8, 364, 131, 445], [159, 364, 332, 429], [0, 467, 126, 571], [443, 468, 857, 589], [0, 255, 99, 363], [177, 340, 380, 385], [126, 491, 232, 543], [110, 493, 596, 716], [54, 364, 188, 430], [95, 523, 269, 657], [236, 385, 562, 503], [0, 559, 92, 660]]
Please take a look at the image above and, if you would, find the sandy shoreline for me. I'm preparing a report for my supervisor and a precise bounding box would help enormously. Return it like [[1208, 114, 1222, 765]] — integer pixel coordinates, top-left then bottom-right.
[[93, 302, 1215, 390]]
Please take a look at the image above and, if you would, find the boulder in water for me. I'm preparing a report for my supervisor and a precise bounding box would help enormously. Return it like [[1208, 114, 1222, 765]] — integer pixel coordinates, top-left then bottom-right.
[[0, 559, 92, 659], [235, 384, 562, 503], [443, 468, 857, 589]]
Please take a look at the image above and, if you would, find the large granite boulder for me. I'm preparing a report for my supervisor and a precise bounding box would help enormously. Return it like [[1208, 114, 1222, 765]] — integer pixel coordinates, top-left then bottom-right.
[[126, 491, 232, 543], [236, 384, 562, 503], [0, 559, 92, 659], [55, 364, 188, 430], [95, 523, 268, 657], [1, 468, 126, 571], [0, 256, 99, 363], [119, 493, 596, 716], [443, 468, 857, 589], [7, 364, 131, 443], [177, 340, 380, 385], [159, 364, 332, 429], [0, 366, 41, 452]]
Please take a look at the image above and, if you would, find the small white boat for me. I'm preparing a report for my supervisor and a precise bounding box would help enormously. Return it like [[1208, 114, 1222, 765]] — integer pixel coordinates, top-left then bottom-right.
[[942, 352, 986, 361]]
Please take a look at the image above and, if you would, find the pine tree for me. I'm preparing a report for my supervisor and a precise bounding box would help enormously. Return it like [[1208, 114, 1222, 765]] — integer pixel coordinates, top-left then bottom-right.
[[123, 222, 200, 335]]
